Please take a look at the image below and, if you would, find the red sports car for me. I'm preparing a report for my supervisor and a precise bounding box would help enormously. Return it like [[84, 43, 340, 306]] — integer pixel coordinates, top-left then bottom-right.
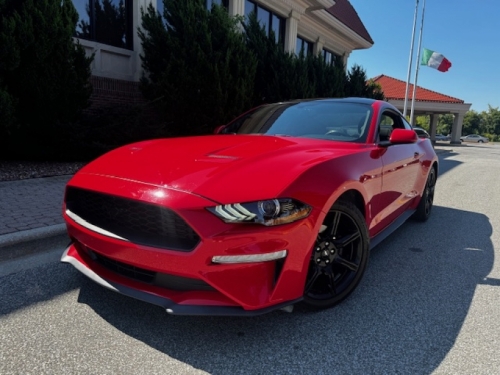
[[61, 98, 438, 316]]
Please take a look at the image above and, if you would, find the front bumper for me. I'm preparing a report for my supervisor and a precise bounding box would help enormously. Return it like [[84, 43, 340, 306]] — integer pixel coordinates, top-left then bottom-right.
[[61, 173, 321, 315], [61, 245, 300, 316]]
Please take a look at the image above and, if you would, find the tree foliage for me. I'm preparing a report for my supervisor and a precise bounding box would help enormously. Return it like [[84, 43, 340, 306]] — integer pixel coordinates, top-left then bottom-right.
[[0, 0, 93, 159], [139, 0, 257, 135], [420, 107, 500, 141], [461, 106, 500, 141], [346, 65, 382, 99], [140, 2, 384, 136]]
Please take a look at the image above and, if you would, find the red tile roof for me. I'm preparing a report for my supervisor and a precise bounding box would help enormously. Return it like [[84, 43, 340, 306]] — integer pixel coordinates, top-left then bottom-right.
[[372, 75, 464, 104], [326, 0, 374, 44]]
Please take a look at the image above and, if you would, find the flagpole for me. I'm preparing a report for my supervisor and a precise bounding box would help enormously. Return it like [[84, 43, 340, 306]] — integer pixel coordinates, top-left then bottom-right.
[[403, 0, 419, 117], [409, 0, 426, 125]]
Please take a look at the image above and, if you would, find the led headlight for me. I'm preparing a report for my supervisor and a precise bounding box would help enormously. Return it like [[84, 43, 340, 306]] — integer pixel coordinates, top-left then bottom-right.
[[207, 198, 311, 226]]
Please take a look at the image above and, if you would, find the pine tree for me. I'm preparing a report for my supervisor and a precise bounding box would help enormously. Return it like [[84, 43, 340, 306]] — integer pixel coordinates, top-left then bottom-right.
[[139, 0, 256, 135], [345, 64, 384, 99], [0, 0, 93, 159]]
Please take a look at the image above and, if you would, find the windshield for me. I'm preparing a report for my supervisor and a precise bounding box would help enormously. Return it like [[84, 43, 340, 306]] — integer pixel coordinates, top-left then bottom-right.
[[222, 101, 373, 143]]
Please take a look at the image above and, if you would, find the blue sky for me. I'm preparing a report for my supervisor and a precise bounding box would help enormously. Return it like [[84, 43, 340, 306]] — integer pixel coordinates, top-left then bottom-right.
[[348, 0, 500, 113]]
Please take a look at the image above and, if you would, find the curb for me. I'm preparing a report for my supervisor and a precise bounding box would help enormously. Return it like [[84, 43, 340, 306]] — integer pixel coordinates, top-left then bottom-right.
[[0, 224, 66, 248], [0, 224, 70, 263]]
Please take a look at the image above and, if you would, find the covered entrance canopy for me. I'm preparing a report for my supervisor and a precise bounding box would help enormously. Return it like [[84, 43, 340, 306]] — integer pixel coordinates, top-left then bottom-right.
[[372, 75, 471, 144]]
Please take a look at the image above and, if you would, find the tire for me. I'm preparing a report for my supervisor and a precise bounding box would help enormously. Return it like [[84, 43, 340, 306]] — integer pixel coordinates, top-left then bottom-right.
[[303, 200, 369, 309], [478, 140, 484, 143], [414, 167, 436, 222]]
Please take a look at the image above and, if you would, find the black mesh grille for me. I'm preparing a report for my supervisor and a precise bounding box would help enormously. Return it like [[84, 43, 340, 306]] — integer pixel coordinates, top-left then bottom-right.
[[66, 187, 200, 251], [91, 250, 214, 291], [94, 251, 155, 283]]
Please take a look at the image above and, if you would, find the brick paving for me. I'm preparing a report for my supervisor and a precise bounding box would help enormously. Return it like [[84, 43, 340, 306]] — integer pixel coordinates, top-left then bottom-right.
[[0, 176, 71, 236]]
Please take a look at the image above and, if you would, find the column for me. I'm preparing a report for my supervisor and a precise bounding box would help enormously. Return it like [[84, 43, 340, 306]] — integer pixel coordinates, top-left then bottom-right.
[[284, 10, 301, 54], [133, 0, 153, 81], [314, 37, 324, 56], [450, 112, 465, 144], [429, 114, 438, 144], [229, 0, 245, 17], [342, 51, 350, 68]]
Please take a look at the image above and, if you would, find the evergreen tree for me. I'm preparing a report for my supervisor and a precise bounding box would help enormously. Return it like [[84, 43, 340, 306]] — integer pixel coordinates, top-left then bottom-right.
[[139, 0, 256, 135], [0, 0, 93, 159], [308, 53, 346, 98], [345, 64, 384, 99]]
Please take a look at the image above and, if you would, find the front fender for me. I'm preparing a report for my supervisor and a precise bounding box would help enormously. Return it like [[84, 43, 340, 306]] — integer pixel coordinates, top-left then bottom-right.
[[281, 149, 383, 238]]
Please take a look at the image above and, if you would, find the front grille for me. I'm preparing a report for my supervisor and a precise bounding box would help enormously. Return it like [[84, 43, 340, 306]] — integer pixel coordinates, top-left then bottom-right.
[[66, 187, 200, 251], [91, 250, 214, 291], [93, 251, 155, 283]]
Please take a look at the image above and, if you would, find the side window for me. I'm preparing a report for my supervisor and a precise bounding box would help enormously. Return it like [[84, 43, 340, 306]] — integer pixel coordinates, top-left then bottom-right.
[[378, 113, 395, 141], [401, 116, 413, 130], [378, 111, 407, 141]]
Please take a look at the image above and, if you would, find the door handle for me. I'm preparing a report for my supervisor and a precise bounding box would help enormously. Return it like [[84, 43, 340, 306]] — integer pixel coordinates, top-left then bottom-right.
[[414, 152, 420, 158]]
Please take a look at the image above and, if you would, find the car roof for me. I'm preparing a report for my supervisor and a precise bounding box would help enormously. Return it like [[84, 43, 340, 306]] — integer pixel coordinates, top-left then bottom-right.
[[278, 97, 378, 106]]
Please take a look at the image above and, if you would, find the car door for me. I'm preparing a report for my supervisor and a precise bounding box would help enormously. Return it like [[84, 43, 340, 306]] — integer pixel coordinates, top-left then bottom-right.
[[373, 110, 422, 231]]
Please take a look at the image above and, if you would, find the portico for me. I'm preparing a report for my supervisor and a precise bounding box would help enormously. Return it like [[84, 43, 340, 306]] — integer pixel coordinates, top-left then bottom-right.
[[373, 75, 471, 144]]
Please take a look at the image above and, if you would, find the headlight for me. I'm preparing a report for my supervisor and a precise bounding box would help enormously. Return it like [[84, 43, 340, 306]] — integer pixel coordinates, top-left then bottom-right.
[[207, 198, 311, 226]]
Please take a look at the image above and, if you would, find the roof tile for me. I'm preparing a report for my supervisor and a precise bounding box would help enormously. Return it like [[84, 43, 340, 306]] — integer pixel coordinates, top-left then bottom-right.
[[326, 0, 374, 44], [372, 75, 464, 104]]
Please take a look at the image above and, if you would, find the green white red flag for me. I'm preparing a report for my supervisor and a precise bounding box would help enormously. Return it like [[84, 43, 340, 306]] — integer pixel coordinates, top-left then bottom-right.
[[421, 48, 452, 72]]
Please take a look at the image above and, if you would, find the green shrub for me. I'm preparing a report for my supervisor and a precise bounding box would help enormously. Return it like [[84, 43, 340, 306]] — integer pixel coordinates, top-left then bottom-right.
[[0, 0, 93, 160], [139, 1, 383, 136], [139, 0, 257, 136]]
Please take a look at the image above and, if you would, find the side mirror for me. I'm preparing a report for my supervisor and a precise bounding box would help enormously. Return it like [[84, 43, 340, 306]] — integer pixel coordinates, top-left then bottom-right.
[[379, 129, 418, 147], [214, 125, 226, 134]]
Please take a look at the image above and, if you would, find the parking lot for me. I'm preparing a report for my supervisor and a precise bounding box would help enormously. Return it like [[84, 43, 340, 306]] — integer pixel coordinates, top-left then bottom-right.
[[1, 144, 499, 375]]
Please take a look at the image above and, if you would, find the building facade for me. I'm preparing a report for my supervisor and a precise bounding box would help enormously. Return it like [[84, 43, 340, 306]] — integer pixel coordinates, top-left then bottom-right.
[[71, 0, 373, 107]]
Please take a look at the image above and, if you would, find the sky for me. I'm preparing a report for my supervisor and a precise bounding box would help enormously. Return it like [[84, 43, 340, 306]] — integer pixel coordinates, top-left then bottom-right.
[[348, 0, 500, 113]]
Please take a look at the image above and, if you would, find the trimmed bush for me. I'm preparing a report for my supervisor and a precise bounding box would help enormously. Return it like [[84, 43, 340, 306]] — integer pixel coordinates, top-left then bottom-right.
[[0, 0, 93, 160], [139, 0, 257, 136]]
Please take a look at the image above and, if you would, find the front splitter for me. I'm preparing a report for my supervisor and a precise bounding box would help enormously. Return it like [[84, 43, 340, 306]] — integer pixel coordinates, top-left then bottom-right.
[[61, 246, 301, 316]]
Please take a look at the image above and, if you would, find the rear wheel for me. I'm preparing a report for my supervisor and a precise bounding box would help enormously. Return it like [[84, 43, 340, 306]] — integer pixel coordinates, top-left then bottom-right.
[[414, 167, 436, 222], [303, 200, 369, 309]]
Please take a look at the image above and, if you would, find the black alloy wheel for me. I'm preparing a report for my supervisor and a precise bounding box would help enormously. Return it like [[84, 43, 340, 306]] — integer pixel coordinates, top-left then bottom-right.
[[303, 200, 369, 309], [414, 167, 436, 222]]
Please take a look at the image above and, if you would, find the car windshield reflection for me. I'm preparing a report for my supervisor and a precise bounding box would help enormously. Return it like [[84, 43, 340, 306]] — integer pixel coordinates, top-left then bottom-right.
[[222, 101, 373, 143]]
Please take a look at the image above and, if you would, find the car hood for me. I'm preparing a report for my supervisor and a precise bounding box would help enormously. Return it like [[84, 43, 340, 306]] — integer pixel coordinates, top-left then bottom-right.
[[78, 135, 360, 204]]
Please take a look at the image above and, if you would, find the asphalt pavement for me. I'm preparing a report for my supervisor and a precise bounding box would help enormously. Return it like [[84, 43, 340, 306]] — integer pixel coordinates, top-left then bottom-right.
[[1, 143, 498, 375]]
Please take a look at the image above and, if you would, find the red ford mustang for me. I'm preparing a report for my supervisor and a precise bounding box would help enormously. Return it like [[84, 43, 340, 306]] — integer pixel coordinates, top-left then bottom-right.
[[61, 98, 438, 316]]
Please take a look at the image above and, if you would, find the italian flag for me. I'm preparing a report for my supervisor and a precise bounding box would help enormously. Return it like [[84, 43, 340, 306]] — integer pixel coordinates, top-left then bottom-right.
[[421, 48, 452, 72]]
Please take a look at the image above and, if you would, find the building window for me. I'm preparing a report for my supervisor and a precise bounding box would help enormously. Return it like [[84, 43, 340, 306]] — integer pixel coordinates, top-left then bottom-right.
[[296, 36, 313, 56], [156, 1, 227, 21], [323, 49, 339, 64], [245, 0, 285, 45], [74, 0, 133, 50]]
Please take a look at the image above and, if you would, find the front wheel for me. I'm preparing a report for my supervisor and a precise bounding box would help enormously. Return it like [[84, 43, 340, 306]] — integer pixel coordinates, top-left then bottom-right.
[[303, 200, 369, 309]]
